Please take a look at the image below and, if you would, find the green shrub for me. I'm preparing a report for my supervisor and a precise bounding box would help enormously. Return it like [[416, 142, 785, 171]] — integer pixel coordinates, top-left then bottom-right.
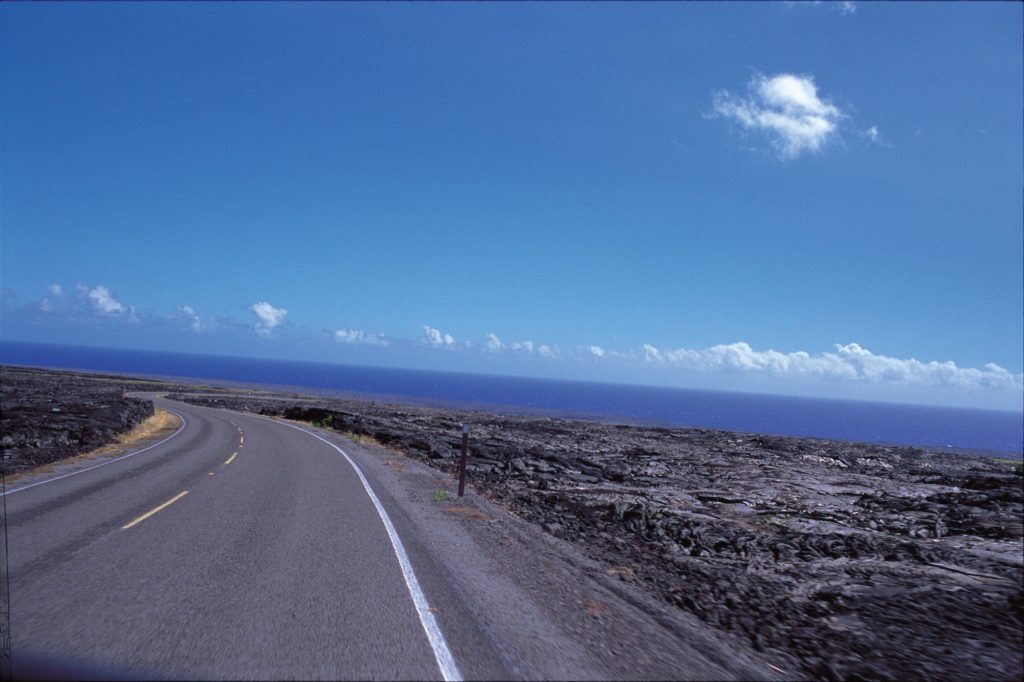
[[312, 415, 334, 428]]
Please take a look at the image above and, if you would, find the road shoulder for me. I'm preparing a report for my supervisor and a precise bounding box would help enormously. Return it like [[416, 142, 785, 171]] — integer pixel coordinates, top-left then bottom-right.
[[307, 423, 779, 681]]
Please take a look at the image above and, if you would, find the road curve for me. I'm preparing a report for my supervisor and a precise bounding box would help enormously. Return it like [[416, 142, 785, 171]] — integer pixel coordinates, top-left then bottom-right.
[[4, 396, 474, 680]]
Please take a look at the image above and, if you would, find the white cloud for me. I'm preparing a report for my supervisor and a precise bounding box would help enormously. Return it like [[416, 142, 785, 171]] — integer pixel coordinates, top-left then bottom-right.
[[482, 333, 554, 357], [334, 328, 389, 346], [784, 1, 856, 14], [177, 304, 203, 332], [84, 285, 126, 315], [175, 304, 214, 332], [589, 345, 606, 358], [40, 283, 65, 313], [712, 73, 844, 160], [423, 324, 455, 347], [639, 340, 1023, 391], [642, 344, 662, 363], [511, 340, 534, 354], [485, 333, 503, 352], [251, 301, 287, 336]]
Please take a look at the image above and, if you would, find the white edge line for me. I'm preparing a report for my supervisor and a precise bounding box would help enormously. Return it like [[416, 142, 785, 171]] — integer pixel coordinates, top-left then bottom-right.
[[2, 408, 188, 497], [258, 415, 462, 682]]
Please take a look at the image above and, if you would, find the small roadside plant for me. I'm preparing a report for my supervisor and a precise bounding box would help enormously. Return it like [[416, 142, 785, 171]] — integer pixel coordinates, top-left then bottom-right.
[[312, 415, 334, 429], [432, 490, 451, 503]]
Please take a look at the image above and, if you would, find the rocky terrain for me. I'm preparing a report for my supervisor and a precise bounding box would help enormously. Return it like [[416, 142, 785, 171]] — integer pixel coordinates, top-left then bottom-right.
[[0, 366, 183, 474], [171, 391, 1024, 681], [3, 366, 1021, 679]]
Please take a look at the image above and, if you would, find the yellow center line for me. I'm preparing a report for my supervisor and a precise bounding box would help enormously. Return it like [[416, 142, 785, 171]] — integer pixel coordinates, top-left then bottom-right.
[[121, 490, 189, 530], [225, 452, 238, 465]]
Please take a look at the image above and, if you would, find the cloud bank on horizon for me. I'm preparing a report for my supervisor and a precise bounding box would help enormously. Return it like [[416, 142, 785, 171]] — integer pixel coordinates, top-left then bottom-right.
[[639, 341, 1021, 392], [781, 1, 857, 17], [334, 328, 389, 347], [422, 324, 455, 347], [4, 283, 1020, 405], [175, 304, 205, 333], [37, 282, 138, 321]]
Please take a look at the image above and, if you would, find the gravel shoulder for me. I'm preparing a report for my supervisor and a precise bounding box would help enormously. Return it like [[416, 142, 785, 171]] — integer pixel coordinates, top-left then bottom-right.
[[306, 418, 779, 680]]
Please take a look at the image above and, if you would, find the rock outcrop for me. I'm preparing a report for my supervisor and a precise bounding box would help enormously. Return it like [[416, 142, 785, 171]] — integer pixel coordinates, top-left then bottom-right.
[[1, 366, 156, 472]]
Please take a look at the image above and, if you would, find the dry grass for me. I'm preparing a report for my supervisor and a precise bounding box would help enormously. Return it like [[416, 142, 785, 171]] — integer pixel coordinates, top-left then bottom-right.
[[339, 430, 407, 458], [272, 415, 404, 455], [87, 408, 181, 457], [607, 566, 637, 581], [441, 506, 492, 522], [8, 409, 181, 482], [384, 459, 405, 472], [342, 430, 401, 452], [383, 455, 410, 474]]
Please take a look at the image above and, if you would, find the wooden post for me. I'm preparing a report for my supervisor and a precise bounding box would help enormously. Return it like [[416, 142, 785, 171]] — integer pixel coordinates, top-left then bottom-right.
[[458, 423, 469, 497]]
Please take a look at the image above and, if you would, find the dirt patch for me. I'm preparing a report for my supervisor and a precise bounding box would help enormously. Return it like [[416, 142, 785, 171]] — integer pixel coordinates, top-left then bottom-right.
[[440, 506, 492, 522]]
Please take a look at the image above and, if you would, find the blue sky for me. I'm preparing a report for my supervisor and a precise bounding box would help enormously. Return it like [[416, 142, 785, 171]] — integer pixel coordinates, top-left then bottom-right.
[[2, 1, 1022, 410]]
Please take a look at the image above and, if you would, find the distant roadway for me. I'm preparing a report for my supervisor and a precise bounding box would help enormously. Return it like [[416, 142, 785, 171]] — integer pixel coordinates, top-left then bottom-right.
[[3, 395, 473, 680]]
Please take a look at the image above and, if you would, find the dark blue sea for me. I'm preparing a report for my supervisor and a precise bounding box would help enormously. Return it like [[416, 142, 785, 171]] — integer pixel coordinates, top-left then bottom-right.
[[2, 341, 1021, 456]]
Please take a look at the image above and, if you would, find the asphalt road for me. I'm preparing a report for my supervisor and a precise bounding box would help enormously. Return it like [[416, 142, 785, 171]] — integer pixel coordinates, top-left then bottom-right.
[[3, 396, 477, 680]]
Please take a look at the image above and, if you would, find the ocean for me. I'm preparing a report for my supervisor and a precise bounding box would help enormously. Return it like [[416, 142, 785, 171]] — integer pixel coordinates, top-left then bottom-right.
[[1, 340, 1021, 456]]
